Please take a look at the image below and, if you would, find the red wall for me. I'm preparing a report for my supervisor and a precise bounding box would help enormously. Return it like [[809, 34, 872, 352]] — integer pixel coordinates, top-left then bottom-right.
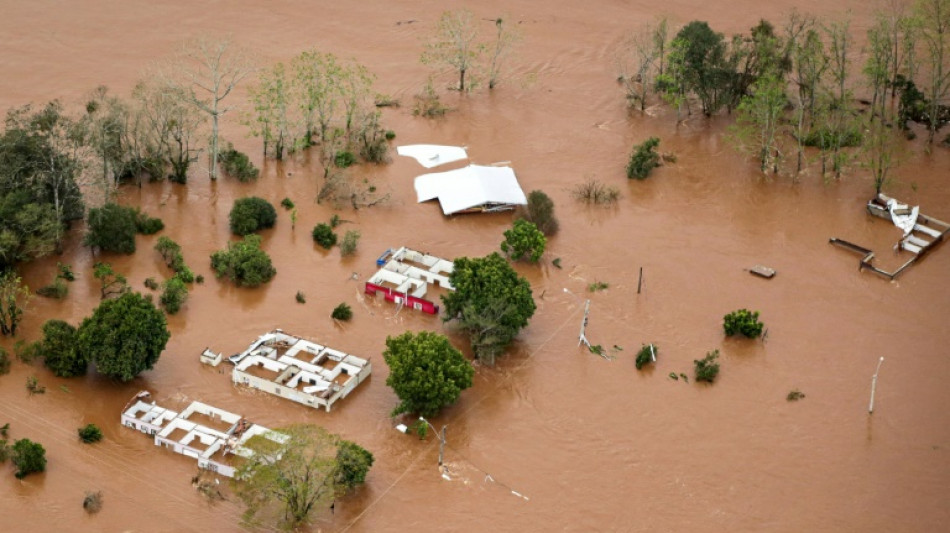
[[364, 282, 439, 314]]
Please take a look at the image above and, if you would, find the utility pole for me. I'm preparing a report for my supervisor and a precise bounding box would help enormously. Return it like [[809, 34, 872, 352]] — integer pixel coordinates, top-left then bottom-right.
[[868, 357, 884, 414]]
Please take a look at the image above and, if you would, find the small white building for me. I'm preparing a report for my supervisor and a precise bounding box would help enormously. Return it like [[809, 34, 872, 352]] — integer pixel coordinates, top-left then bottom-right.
[[121, 391, 286, 478], [228, 330, 371, 412]]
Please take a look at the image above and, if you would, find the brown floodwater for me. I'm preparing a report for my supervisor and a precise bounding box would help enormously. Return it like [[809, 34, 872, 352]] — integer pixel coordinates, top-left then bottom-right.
[[1, 1, 949, 531]]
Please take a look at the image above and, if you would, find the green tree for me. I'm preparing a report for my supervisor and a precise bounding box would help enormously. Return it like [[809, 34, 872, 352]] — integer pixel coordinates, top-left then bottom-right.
[[334, 440, 374, 495], [501, 219, 546, 262], [39, 319, 86, 378], [0, 271, 30, 336], [626, 137, 661, 179], [383, 331, 474, 417], [669, 21, 732, 116], [11, 439, 46, 479], [93, 262, 130, 300], [732, 74, 787, 173], [235, 424, 350, 529], [210, 235, 276, 287], [160, 276, 188, 314], [244, 62, 295, 159], [229, 197, 277, 236], [915, 0, 950, 144], [84, 203, 138, 254], [786, 18, 827, 174], [694, 349, 721, 383], [154, 236, 183, 269], [76, 291, 170, 382], [78, 424, 103, 444], [442, 253, 536, 365], [311, 223, 337, 249], [292, 50, 342, 146], [723, 309, 765, 338], [516, 190, 558, 236], [422, 9, 483, 92]]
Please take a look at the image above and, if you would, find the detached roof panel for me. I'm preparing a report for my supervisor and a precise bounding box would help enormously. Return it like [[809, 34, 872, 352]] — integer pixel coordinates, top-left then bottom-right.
[[397, 144, 468, 168], [414, 164, 528, 215]]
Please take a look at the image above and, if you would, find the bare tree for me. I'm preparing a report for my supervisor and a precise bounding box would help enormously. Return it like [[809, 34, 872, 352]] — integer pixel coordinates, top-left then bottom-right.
[[487, 17, 522, 89], [174, 38, 254, 180], [617, 20, 664, 111], [422, 10, 483, 92], [786, 12, 825, 173], [134, 79, 204, 184]]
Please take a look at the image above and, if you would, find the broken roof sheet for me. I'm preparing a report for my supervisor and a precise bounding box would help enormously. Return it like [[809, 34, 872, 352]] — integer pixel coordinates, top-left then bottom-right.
[[397, 144, 468, 168], [415, 164, 528, 215]]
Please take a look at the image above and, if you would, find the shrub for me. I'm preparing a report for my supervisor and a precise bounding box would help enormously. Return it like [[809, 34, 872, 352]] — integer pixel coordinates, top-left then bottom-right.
[[334, 150, 357, 168], [330, 214, 342, 228], [723, 309, 764, 338], [694, 349, 721, 383], [501, 219, 546, 262], [588, 281, 609, 292], [133, 209, 165, 235], [78, 424, 103, 444], [14, 340, 40, 364], [340, 230, 361, 256], [229, 197, 277, 236], [160, 276, 188, 314], [516, 190, 559, 236], [0, 347, 10, 375], [195, 274, 205, 284], [84, 203, 138, 254], [635, 344, 656, 370], [83, 491, 103, 514], [413, 81, 449, 117], [802, 127, 862, 149], [36, 278, 68, 299], [312, 223, 338, 249], [331, 302, 353, 321], [787, 389, 806, 401], [26, 375, 45, 394], [385, 130, 396, 140], [572, 179, 619, 205], [57, 262, 75, 281], [219, 143, 259, 181], [210, 235, 276, 287], [39, 319, 86, 378], [295, 291, 306, 304], [626, 137, 661, 180], [144, 277, 159, 290], [175, 266, 195, 284], [280, 198, 295, 210], [11, 438, 46, 478]]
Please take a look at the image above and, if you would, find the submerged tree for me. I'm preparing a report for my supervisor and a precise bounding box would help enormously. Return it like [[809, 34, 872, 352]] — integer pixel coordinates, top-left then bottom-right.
[[422, 9, 483, 92], [244, 62, 294, 159], [0, 271, 30, 336], [487, 17, 522, 89], [384, 331, 474, 417], [915, 0, 950, 144], [38, 319, 85, 378], [133, 79, 204, 184], [733, 74, 787, 173]]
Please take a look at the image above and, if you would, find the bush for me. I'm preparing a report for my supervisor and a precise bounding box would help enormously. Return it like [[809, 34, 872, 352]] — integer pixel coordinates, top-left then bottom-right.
[[26, 375, 45, 394], [57, 262, 75, 281], [39, 319, 86, 378], [36, 278, 68, 299], [84, 203, 138, 254], [802, 127, 862, 149], [312, 223, 338, 249], [413, 81, 449, 117], [195, 274, 205, 284], [635, 344, 656, 370], [572, 179, 619, 205], [219, 143, 259, 181], [330, 214, 342, 228], [175, 266, 195, 284], [229, 197, 277, 236], [144, 277, 159, 290], [335, 440, 375, 493], [385, 130, 396, 140], [331, 302, 353, 321], [588, 281, 609, 292], [83, 491, 103, 514], [295, 291, 306, 304], [78, 424, 103, 444], [626, 137, 661, 180], [210, 235, 276, 287], [0, 347, 10, 375], [723, 309, 764, 338], [160, 276, 188, 314], [11, 439, 46, 478], [133, 209, 164, 235], [340, 230, 361, 256], [516, 190, 559, 236], [787, 389, 806, 401], [501, 219, 546, 262], [694, 349, 721, 383], [334, 150, 357, 168], [280, 198, 295, 210]]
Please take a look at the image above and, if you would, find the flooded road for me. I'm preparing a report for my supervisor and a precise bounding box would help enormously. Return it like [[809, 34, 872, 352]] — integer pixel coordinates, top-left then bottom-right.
[[1, 1, 949, 531]]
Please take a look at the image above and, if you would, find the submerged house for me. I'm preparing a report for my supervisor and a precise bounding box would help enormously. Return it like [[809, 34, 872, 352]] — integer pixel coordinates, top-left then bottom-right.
[[228, 330, 371, 412], [365, 247, 454, 314], [414, 164, 528, 215], [121, 391, 285, 478]]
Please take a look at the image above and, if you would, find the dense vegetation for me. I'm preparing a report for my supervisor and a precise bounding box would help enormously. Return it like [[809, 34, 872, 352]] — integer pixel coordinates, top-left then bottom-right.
[[383, 331, 474, 417]]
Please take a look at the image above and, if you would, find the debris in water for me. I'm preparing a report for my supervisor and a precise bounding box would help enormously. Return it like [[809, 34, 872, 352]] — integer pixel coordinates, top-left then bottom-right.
[[669, 372, 679, 381]]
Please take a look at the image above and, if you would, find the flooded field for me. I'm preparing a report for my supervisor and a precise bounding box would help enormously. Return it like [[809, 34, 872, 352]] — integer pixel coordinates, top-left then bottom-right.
[[1, 1, 948, 531]]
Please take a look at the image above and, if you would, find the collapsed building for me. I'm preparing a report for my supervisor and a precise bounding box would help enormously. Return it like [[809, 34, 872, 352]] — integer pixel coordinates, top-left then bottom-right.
[[365, 247, 454, 314]]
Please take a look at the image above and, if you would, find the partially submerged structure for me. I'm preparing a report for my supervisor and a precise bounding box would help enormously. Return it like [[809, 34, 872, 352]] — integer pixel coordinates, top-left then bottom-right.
[[414, 164, 528, 215], [227, 330, 371, 412], [830, 193, 949, 280], [397, 144, 468, 168], [365, 247, 454, 314], [121, 391, 285, 478]]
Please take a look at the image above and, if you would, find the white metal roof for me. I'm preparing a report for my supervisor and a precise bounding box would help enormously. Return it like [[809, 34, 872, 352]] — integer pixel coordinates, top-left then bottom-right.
[[414, 164, 528, 215], [397, 144, 468, 168]]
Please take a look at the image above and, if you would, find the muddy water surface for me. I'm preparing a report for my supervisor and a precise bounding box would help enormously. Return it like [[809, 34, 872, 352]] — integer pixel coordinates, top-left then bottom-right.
[[1, 1, 949, 532]]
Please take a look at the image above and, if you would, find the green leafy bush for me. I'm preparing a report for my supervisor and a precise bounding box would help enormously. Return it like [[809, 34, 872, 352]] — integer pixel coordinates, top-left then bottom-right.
[[588, 281, 609, 292], [280, 198, 295, 210], [84, 203, 138, 254], [57, 262, 75, 281], [385, 130, 396, 140], [39, 319, 86, 378], [0, 347, 10, 375], [312, 223, 338, 249], [210, 235, 276, 287], [723, 309, 764, 338], [229, 197, 277, 236], [331, 302, 353, 321], [78, 424, 103, 444], [36, 278, 68, 299], [340, 230, 361, 256], [219, 143, 260, 181], [133, 209, 164, 235], [626, 137, 661, 180], [295, 291, 306, 304], [144, 277, 159, 290], [160, 276, 188, 314], [635, 344, 656, 370], [11, 439, 46, 478], [694, 349, 720, 383], [384, 331, 474, 417], [334, 440, 374, 493], [334, 151, 356, 168], [501, 219, 546, 262], [516, 190, 559, 236]]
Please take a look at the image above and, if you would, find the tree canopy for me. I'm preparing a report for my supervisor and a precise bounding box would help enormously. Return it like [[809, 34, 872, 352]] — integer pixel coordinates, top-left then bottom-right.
[[442, 253, 536, 365], [501, 219, 546, 262], [229, 196, 277, 236], [39, 319, 86, 378], [12, 438, 46, 479], [76, 291, 170, 382], [384, 330, 474, 417], [84, 203, 138, 254], [210, 234, 276, 287], [234, 424, 372, 529]]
